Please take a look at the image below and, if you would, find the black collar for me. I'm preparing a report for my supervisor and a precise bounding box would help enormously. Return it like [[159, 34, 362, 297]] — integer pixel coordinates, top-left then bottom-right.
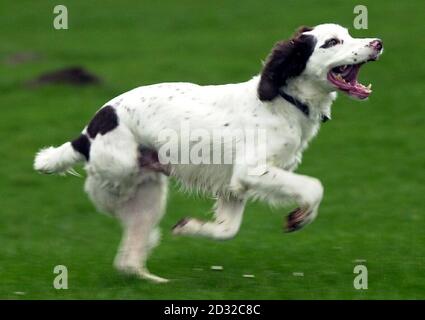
[[278, 89, 330, 123]]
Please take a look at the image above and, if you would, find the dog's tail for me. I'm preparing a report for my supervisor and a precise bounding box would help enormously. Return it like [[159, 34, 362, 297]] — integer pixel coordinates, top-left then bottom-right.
[[34, 134, 90, 176]]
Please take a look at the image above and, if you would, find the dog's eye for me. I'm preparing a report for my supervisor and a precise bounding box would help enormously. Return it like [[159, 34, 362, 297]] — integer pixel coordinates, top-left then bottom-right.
[[320, 38, 340, 48]]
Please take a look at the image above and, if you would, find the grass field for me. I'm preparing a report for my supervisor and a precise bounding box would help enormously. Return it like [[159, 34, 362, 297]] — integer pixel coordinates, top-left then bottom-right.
[[1, 0, 424, 299]]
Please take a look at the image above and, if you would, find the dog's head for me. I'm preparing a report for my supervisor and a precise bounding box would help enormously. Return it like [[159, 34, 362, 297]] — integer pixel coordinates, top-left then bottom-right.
[[258, 23, 383, 101]]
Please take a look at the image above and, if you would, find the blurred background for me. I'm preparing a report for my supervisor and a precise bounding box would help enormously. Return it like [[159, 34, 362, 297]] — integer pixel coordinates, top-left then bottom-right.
[[0, 0, 424, 299]]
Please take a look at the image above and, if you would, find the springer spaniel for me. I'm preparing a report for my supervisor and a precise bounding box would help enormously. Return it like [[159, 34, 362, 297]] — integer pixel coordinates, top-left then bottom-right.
[[34, 23, 383, 282]]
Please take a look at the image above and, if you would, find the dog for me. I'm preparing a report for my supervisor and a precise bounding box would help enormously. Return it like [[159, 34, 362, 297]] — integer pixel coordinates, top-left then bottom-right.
[[34, 23, 383, 282]]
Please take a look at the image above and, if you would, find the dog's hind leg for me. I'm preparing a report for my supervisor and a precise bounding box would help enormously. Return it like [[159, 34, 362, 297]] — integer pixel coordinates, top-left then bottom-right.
[[82, 122, 169, 282], [114, 173, 169, 283], [172, 196, 246, 240]]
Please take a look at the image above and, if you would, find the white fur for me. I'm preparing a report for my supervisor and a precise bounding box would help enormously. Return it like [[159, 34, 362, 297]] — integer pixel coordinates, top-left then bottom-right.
[[34, 142, 83, 174], [34, 24, 382, 282]]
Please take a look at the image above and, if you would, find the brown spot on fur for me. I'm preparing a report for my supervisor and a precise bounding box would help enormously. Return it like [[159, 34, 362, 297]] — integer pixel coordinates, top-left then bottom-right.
[[71, 134, 90, 160], [87, 105, 118, 138]]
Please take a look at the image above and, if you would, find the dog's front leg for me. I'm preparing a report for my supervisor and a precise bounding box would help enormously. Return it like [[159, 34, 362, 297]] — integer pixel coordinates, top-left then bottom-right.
[[233, 166, 324, 232], [172, 196, 246, 240]]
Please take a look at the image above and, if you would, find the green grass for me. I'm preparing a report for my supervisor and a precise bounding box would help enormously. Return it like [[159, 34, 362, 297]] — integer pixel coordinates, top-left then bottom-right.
[[1, 0, 424, 299]]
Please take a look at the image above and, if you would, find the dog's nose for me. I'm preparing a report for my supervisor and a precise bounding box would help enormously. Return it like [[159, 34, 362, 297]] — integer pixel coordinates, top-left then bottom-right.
[[370, 39, 383, 51]]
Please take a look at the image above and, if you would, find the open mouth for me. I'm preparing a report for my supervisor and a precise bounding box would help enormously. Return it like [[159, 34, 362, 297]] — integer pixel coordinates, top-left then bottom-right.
[[327, 63, 372, 99]]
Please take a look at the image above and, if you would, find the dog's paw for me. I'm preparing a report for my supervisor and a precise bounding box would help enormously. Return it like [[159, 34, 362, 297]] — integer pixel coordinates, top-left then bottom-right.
[[284, 207, 312, 233], [172, 217, 190, 232], [172, 217, 201, 235], [115, 263, 169, 283], [138, 269, 170, 283]]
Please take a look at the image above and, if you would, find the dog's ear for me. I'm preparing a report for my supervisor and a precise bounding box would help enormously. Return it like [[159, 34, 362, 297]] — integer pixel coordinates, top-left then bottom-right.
[[295, 25, 314, 35], [258, 27, 316, 101]]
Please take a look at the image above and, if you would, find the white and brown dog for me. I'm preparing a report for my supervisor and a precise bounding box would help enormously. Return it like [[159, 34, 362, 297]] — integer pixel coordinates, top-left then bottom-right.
[[34, 24, 383, 282]]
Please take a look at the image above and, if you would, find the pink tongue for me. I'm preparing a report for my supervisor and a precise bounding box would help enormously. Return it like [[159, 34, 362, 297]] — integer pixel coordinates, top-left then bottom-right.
[[327, 65, 370, 99], [349, 83, 370, 98]]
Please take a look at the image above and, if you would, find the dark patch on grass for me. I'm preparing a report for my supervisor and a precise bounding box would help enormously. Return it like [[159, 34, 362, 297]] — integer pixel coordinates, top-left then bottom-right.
[[27, 66, 100, 87]]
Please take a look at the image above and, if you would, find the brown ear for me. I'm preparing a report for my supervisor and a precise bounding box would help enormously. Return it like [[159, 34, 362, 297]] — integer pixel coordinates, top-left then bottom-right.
[[258, 27, 316, 101], [295, 25, 314, 35]]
